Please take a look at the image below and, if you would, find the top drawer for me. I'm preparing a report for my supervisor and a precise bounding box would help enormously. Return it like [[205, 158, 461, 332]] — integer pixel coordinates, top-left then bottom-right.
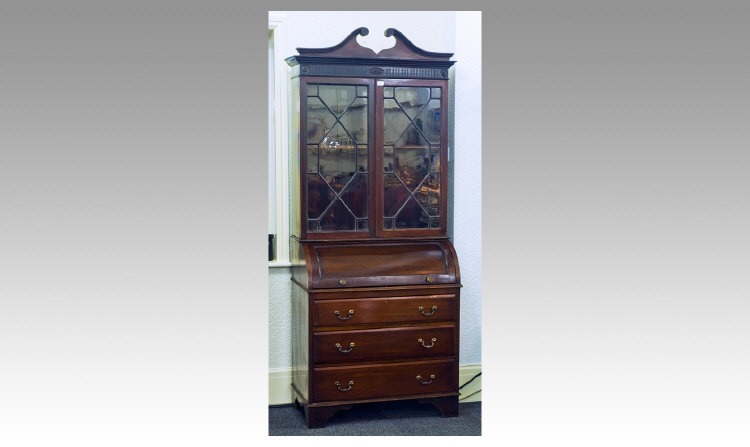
[[302, 240, 460, 289], [312, 294, 456, 327]]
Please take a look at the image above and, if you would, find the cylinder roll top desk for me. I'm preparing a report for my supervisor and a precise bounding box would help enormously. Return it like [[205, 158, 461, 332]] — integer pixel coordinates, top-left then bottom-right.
[[285, 27, 460, 428]]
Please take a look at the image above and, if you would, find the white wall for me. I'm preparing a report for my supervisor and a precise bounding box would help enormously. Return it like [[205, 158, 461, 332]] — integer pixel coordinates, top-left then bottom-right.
[[268, 11, 481, 370]]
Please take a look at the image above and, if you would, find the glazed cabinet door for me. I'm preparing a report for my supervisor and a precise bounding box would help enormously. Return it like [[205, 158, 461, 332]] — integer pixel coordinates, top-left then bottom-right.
[[301, 78, 375, 239], [376, 79, 448, 237]]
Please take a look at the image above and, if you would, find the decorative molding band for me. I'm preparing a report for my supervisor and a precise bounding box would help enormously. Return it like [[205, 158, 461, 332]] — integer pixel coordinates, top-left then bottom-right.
[[298, 63, 450, 80]]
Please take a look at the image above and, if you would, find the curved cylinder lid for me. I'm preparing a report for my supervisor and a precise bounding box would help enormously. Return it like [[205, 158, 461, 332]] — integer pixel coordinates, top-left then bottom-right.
[[304, 240, 460, 289]]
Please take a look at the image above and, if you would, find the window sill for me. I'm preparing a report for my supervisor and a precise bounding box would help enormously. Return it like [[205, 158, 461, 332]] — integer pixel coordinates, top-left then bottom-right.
[[268, 261, 292, 268]]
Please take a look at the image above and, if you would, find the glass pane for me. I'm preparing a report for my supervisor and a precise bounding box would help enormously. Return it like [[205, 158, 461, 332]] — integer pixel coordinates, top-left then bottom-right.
[[306, 97, 336, 144], [413, 98, 441, 144], [319, 84, 355, 116], [383, 87, 394, 98], [381, 85, 442, 232], [305, 83, 369, 234], [415, 172, 441, 216], [319, 123, 356, 192], [395, 196, 429, 229], [383, 145, 394, 173], [307, 145, 318, 174], [339, 97, 367, 144], [383, 173, 409, 218], [357, 145, 368, 173], [319, 199, 356, 231], [394, 87, 430, 119], [307, 174, 335, 219], [340, 174, 368, 218], [394, 143, 429, 191], [383, 99, 410, 145], [430, 146, 440, 173]]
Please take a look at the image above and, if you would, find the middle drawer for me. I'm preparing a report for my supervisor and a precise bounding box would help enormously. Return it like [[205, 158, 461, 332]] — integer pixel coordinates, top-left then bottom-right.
[[312, 324, 456, 364]]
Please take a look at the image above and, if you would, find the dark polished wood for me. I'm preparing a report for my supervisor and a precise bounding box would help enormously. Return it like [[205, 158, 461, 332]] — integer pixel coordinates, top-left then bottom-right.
[[313, 359, 456, 402], [288, 28, 459, 429], [312, 324, 456, 363], [418, 395, 459, 417], [305, 403, 353, 429], [312, 294, 457, 327], [286, 28, 456, 81]]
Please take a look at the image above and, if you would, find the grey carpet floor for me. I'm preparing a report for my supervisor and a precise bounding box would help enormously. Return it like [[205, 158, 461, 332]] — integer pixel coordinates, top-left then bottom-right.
[[269, 400, 481, 436]]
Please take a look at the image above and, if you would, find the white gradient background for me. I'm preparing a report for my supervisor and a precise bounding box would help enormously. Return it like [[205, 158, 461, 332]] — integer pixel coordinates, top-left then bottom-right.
[[1, 0, 749, 446], [492, 1, 750, 445]]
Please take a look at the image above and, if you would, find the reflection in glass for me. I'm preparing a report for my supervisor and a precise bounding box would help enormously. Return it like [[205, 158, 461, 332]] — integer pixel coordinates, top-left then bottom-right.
[[383, 145, 394, 173], [338, 97, 367, 143], [382, 85, 442, 231], [319, 199, 356, 231], [307, 145, 318, 174], [318, 85, 355, 115], [305, 83, 369, 233], [383, 173, 409, 218], [430, 147, 440, 173], [307, 97, 336, 144], [395, 196, 429, 229], [415, 173, 441, 216], [339, 175, 368, 218], [394, 146, 428, 190], [413, 99, 441, 144], [319, 123, 355, 192], [357, 145, 368, 173], [394, 87, 430, 117], [307, 174, 335, 219]]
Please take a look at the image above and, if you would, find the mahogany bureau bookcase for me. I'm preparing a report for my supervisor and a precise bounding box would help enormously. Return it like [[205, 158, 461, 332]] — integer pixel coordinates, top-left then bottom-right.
[[285, 27, 460, 428]]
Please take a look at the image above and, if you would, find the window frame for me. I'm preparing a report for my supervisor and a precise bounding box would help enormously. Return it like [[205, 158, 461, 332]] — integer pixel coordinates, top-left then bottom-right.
[[268, 15, 290, 267]]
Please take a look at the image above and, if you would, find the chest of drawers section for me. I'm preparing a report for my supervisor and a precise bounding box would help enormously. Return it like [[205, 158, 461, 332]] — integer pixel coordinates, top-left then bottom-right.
[[291, 283, 460, 428]]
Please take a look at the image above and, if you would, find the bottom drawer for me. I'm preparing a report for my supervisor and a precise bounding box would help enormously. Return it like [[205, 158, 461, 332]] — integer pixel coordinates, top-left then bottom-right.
[[313, 358, 456, 403]]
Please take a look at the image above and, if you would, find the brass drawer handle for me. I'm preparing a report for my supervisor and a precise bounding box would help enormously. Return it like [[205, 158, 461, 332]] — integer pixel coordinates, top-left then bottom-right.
[[416, 374, 435, 385], [335, 342, 355, 353], [418, 337, 437, 349], [338, 279, 347, 286], [426, 275, 434, 283], [334, 309, 354, 320], [335, 380, 354, 392], [419, 305, 438, 317]]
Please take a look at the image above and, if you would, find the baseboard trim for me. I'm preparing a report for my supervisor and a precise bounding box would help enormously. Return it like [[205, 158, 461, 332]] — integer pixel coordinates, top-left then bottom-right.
[[269, 364, 481, 405]]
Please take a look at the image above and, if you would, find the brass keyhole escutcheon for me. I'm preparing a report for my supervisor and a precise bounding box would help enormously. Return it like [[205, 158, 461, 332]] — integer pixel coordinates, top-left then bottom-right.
[[425, 275, 434, 283], [339, 279, 347, 286]]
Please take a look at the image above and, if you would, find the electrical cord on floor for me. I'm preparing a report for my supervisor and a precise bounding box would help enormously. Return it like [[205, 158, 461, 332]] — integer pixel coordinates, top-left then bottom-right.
[[459, 389, 481, 401], [458, 371, 481, 391], [458, 371, 481, 401]]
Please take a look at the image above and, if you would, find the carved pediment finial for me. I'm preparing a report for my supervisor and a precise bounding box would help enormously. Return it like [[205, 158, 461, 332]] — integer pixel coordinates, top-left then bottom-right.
[[295, 27, 453, 61]]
